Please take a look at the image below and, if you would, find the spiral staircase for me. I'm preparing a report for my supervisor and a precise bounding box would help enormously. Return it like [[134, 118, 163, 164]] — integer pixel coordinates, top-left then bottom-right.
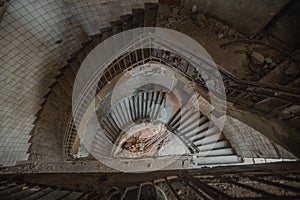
[[28, 1, 161, 164], [1, 162, 300, 199], [3, 0, 291, 167], [87, 89, 239, 167], [22, 1, 297, 169], [1, 0, 300, 199]]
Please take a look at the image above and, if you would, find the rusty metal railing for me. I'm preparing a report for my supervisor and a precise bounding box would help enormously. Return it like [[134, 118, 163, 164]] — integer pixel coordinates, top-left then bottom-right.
[[63, 36, 300, 160]]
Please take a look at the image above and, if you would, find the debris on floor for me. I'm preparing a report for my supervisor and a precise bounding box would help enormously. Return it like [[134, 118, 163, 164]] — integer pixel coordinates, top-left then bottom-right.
[[114, 123, 171, 157]]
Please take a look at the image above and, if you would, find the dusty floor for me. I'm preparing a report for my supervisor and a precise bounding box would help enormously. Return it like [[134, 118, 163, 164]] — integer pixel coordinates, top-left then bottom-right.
[[1, 162, 300, 198], [157, 5, 298, 85]]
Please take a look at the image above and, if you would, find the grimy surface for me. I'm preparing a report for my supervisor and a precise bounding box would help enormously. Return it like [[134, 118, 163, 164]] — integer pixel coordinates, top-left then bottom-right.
[[1, 162, 300, 199]]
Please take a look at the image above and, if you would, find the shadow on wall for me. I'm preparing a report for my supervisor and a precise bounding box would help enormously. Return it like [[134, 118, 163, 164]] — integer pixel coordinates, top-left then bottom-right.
[[267, 0, 300, 50], [182, 0, 290, 37]]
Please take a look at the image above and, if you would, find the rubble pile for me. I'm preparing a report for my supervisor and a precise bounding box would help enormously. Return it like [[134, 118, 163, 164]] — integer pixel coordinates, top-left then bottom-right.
[[158, 6, 188, 30], [115, 123, 171, 157], [192, 12, 245, 39], [245, 51, 278, 80], [159, 5, 245, 39]]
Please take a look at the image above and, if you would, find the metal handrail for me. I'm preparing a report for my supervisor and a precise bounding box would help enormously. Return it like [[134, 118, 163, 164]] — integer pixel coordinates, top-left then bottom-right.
[[63, 43, 300, 160]]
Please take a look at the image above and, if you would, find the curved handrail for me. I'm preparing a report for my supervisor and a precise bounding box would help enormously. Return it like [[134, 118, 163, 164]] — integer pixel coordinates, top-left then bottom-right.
[[63, 42, 300, 160]]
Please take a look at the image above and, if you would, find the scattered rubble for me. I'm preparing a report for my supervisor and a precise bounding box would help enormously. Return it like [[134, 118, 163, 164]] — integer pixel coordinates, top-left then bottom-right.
[[265, 57, 273, 64], [217, 33, 224, 39], [245, 51, 278, 81], [206, 17, 244, 39], [115, 123, 171, 157], [158, 6, 188, 30], [193, 12, 206, 28], [196, 12, 206, 22], [251, 52, 265, 64], [191, 5, 197, 13], [171, 6, 180, 15], [159, 5, 245, 39]]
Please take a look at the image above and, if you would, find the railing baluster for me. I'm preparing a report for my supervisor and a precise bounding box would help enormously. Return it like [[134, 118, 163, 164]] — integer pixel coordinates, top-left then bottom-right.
[[63, 46, 300, 160], [165, 178, 182, 200]]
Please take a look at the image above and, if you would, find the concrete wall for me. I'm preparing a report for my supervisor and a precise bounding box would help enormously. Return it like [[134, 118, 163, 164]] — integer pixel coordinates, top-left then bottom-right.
[[223, 116, 296, 159], [267, 0, 300, 50], [182, 0, 289, 37], [0, 0, 158, 166]]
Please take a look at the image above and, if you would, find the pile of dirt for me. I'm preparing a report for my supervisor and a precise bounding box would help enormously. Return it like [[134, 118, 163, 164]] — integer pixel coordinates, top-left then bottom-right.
[[115, 123, 171, 157], [158, 5, 245, 40]]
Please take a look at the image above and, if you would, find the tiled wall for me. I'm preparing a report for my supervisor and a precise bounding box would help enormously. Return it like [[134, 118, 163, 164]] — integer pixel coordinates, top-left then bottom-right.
[[0, 0, 157, 166], [223, 116, 296, 159]]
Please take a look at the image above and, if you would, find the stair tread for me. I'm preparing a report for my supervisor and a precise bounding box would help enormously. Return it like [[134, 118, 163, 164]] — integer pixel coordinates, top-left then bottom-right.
[[196, 155, 241, 165]]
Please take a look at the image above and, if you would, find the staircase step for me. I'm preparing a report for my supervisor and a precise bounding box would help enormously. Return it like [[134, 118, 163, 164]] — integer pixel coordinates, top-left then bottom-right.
[[62, 67, 76, 87], [138, 92, 143, 119], [198, 140, 231, 152], [83, 40, 96, 56], [68, 57, 81, 75], [144, 3, 159, 27], [75, 49, 88, 65], [38, 188, 71, 200], [120, 100, 130, 125], [92, 144, 111, 156], [186, 122, 211, 140], [176, 112, 201, 132], [47, 89, 70, 108], [115, 103, 126, 128], [91, 33, 102, 46], [167, 108, 181, 125], [153, 91, 166, 119], [106, 114, 121, 136], [3, 186, 37, 200], [0, 181, 92, 200], [0, 184, 26, 195], [169, 106, 192, 128], [111, 20, 123, 36], [92, 141, 111, 152], [197, 148, 234, 157], [101, 120, 117, 142], [197, 155, 241, 165], [143, 92, 149, 119], [121, 14, 133, 31], [60, 191, 84, 200], [0, 182, 13, 191], [22, 187, 53, 200], [93, 135, 112, 153], [194, 131, 224, 146], [123, 99, 133, 124], [145, 92, 152, 118], [151, 91, 161, 120], [129, 96, 137, 121], [135, 93, 140, 120], [100, 27, 113, 41], [57, 74, 73, 97], [148, 91, 157, 119], [110, 109, 123, 129], [132, 8, 145, 27]]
